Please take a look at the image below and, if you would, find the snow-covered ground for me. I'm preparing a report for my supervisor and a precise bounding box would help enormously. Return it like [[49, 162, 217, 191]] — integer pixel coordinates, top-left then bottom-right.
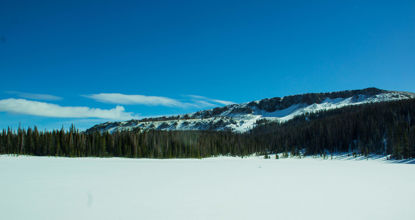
[[1, 155, 414, 220]]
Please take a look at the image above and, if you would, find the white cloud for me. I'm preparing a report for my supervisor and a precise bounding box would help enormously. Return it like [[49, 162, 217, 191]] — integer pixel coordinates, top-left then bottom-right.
[[84, 93, 235, 109], [187, 95, 235, 106], [6, 91, 62, 101], [191, 100, 218, 108], [84, 93, 186, 107], [0, 98, 137, 120]]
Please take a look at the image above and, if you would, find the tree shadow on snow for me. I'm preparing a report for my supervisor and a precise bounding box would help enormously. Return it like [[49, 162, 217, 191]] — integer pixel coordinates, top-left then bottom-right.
[[388, 159, 415, 164]]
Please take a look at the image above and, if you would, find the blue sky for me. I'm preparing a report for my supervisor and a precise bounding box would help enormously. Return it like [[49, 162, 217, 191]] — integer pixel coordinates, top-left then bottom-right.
[[0, 0, 414, 130]]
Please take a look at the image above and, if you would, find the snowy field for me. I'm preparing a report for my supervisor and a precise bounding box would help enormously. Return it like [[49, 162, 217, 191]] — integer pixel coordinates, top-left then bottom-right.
[[1, 155, 414, 220]]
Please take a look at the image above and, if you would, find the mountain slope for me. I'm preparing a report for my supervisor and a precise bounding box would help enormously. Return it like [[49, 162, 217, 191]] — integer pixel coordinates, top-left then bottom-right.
[[86, 88, 415, 133]]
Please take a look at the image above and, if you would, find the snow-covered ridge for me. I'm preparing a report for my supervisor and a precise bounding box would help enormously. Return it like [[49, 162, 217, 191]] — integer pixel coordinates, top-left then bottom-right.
[[87, 88, 415, 133]]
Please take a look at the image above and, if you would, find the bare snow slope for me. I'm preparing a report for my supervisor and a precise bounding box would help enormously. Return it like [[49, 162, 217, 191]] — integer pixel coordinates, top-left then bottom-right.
[[0, 156, 414, 220], [87, 88, 415, 133]]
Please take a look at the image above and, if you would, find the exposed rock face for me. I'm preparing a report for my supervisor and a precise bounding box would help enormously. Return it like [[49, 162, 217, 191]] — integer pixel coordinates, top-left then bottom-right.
[[86, 88, 415, 133]]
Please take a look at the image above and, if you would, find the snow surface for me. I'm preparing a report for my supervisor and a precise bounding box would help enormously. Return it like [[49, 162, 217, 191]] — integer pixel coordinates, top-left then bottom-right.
[[1, 155, 415, 220]]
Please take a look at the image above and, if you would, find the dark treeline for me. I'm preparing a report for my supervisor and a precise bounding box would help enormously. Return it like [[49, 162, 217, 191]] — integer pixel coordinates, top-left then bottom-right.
[[250, 98, 415, 159], [1, 99, 415, 159], [0, 125, 257, 158]]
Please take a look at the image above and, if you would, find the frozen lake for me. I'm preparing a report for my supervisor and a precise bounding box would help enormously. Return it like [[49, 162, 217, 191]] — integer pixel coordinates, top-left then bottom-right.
[[1, 155, 414, 220]]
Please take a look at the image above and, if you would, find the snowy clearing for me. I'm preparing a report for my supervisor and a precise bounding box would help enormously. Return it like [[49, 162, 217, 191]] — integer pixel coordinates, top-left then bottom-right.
[[1, 156, 414, 220]]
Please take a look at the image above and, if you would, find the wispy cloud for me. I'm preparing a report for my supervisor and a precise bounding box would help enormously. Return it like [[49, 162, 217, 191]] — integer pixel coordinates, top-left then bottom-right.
[[6, 91, 62, 101], [190, 100, 218, 108], [187, 95, 235, 106], [84, 93, 186, 107], [0, 98, 137, 120], [84, 93, 235, 109]]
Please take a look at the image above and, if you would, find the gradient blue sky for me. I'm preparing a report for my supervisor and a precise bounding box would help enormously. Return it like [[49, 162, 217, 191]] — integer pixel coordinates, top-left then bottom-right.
[[1, 0, 414, 130]]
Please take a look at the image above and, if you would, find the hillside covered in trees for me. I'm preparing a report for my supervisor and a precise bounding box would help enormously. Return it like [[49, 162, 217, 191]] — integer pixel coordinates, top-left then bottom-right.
[[1, 98, 415, 159], [86, 88, 415, 133]]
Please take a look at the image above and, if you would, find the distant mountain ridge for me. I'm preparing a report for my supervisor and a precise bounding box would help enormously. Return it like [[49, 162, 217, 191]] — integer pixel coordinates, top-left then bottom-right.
[[86, 88, 415, 133]]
